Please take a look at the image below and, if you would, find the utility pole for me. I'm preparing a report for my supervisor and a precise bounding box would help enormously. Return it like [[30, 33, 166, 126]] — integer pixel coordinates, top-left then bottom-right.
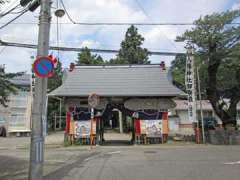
[[197, 67, 206, 144], [28, 0, 51, 180]]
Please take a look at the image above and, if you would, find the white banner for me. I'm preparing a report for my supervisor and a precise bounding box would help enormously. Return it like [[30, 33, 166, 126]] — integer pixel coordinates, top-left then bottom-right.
[[185, 48, 197, 122], [75, 120, 96, 138], [144, 120, 162, 137]]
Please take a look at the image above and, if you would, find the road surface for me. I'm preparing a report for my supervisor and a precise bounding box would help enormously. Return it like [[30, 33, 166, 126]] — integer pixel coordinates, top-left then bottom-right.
[[44, 145, 240, 180]]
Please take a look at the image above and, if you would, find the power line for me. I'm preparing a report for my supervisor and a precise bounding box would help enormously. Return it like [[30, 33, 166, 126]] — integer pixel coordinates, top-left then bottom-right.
[[0, 4, 21, 18], [67, 22, 240, 26], [0, 9, 28, 30], [57, 0, 240, 27], [60, 0, 76, 24], [134, 0, 178, 51], [0, 39, 185, 56], [0, 46, 6, 55], [0, 21, 238, 26], [56, 0, 60, 58], [134, 0, 151, 19]]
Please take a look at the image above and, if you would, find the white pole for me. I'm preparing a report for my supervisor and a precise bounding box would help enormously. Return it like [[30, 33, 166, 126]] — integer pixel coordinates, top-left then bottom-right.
[[59, 99, 62, 129], [119, 110, 123, 133], [197, 67, 206, 143], [90, 108, 94, 148]]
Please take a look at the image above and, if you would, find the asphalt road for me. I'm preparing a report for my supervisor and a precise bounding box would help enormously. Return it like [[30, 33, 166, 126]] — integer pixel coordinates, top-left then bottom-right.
[[46, 145, 240, 180], [0, 145, 240, 180]]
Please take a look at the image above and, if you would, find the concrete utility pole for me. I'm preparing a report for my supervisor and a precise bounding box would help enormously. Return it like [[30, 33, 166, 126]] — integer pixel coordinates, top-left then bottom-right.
[[197, 67, 206, 144], [28, 0, 51, 180]]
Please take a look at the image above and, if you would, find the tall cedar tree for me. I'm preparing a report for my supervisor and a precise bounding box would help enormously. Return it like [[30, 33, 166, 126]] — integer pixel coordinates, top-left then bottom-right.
[[175, 10, 240, 127], [111, 25, 149, 64], [76, 47, 104, 65]]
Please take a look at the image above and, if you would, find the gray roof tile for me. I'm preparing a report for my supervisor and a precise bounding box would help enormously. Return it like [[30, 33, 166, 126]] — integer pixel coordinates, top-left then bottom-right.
[[49, 65, 182, 97], [10, 74, 31, 86]]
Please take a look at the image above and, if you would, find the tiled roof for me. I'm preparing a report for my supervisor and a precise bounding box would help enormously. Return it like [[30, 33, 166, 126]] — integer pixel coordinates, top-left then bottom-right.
[[49, 65, 182, 97], [174, 100, 240, 110], [10, 74, 31, 86]]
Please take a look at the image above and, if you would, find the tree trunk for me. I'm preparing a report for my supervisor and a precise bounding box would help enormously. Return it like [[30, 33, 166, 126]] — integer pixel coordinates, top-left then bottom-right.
[[206, 46, 238, 127], [207, 65, 238, 127]]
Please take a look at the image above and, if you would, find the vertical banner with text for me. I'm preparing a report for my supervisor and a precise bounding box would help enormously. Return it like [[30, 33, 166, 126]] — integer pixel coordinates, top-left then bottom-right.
[[185, 48, 197, 122]]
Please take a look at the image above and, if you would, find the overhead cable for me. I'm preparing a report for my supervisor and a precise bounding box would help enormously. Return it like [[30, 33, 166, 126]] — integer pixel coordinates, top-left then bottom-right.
[[0, 39, 185, 56], [0, 9, 28, 30], [54, 0, 240, 26], [60, 0, 76, 24], [0, 4, 21, 18], [134, 0, 151, 19], [134, 0, 178, 51], [0, 22, 238, 26]]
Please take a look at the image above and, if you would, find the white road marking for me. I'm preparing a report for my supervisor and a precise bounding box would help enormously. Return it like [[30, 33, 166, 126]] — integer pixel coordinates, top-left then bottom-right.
[[83, 151, 121, 162], [84, 157, 95, 162], [224, 161, 240, 165], [106, 151, 121, 155], [84, 154, 100, 162]]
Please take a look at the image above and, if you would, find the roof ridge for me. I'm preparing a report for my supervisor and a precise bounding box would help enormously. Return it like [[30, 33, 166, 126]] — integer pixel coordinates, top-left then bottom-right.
[[73, 64, 169, 69]]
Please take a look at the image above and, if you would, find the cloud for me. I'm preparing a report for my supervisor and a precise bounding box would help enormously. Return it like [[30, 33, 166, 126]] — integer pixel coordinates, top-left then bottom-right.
[[0, 0, 235, 72], [231, 1, 240, 10], [80, 40, 100, 48]]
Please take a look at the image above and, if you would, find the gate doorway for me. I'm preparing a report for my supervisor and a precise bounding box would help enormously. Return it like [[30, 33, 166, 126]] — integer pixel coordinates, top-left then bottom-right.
[[100, 108, 133, 145]]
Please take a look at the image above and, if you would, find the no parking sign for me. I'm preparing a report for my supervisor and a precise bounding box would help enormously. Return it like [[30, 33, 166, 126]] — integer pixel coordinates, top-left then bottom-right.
[[33, 56, 56, 78]]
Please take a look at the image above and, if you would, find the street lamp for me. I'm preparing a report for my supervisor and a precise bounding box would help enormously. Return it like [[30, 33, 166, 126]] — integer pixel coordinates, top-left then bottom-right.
[[54, 9, 65, 18]]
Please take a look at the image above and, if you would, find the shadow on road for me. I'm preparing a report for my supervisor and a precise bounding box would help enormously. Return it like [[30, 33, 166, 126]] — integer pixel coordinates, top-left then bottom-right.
[[101, 140, 132, 146]]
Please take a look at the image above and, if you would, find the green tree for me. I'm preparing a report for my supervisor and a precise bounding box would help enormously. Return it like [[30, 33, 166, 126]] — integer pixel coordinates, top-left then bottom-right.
[[47, 60, 64, 130], [76, 47, 104, 65], [111, 25, 150, 64], [171, 54, 187, 91], [171, 54, 208, 97], [47, 60, 63, 92], [174, 10, 240, 127], [0, 66, 24, 107]]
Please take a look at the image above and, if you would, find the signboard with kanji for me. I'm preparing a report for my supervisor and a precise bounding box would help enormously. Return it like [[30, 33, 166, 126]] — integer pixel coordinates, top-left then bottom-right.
[[185, 49, 196, 122], [74, 120, 96, 138]]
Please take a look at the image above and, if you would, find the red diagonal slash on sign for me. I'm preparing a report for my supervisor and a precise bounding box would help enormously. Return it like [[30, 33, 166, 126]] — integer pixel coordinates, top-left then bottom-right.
[[33, 56, 54, 78], [39, 60, 50, 74]]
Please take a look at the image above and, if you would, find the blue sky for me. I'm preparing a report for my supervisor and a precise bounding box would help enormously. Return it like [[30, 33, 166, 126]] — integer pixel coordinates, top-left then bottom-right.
[[0, 0, 239, 72]]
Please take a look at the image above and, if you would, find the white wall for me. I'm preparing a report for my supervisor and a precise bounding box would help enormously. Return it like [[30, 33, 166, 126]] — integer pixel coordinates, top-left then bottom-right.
[[177, 110, 191, 124], [7, 92, 32, 133]]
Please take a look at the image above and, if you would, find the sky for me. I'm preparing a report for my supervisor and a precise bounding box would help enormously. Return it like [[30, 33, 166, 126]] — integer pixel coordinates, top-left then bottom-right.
[[0, 0, 239, 73]]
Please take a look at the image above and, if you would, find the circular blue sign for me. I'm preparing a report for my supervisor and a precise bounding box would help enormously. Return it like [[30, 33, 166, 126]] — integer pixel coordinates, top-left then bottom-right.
[[33, 56, 54, 78]]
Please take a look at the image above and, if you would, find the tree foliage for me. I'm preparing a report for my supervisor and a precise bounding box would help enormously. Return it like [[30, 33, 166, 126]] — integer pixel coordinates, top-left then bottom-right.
[[0, 0, 7, 5], [110, 25, 150, 64], [47, 60, 64, 130], [174, 10, 240, 126], [171, 54, 208, 97], [47, 60, 63, 92], [0, 66, 24, 107], [76, 47, 104, 65], [75, 26, 149, 65]]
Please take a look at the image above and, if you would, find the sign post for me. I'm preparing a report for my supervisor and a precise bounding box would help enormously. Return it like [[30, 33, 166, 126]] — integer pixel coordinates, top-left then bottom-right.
[[88, 93, 100, 148]]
